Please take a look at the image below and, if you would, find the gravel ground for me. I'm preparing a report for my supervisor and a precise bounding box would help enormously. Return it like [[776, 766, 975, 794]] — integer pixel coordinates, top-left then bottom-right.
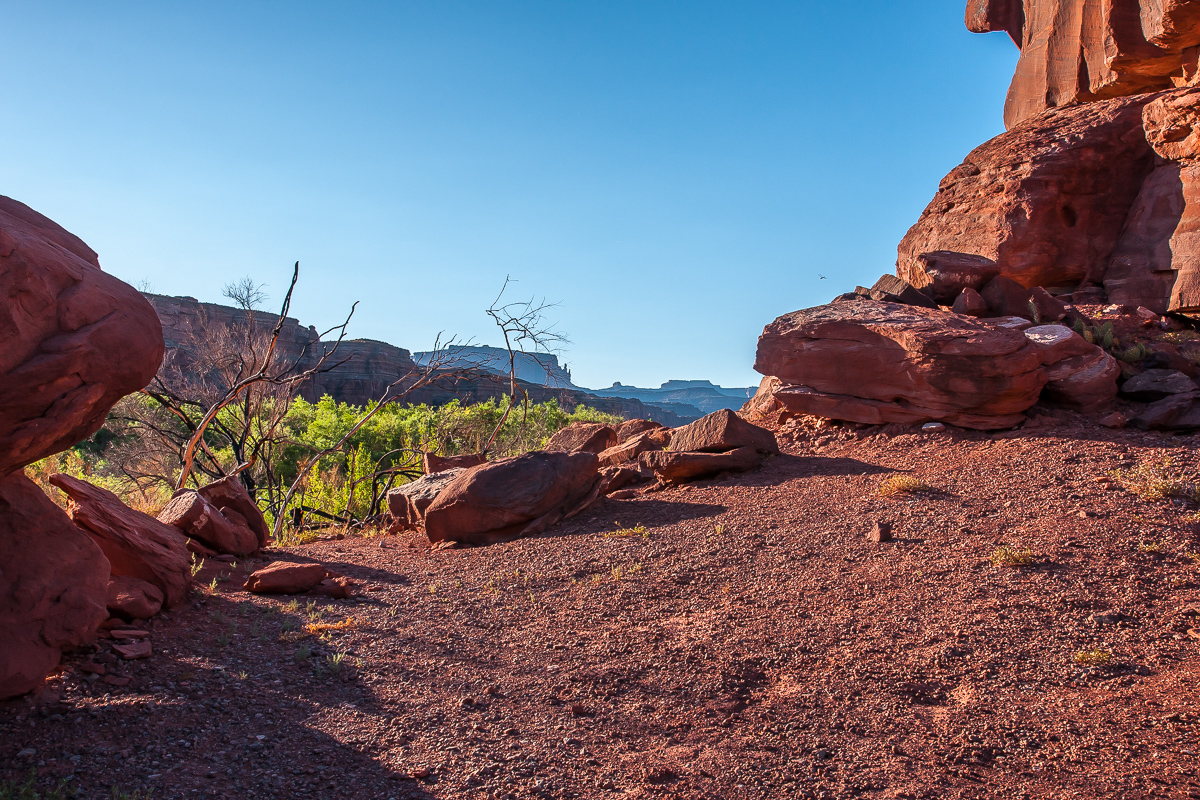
[[3, 410, 1200, 799]]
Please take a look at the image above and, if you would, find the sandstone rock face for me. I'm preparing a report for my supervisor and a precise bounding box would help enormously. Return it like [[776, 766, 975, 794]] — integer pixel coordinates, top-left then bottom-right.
[[158, 491, 257, 557], [196, 477, 270, 549], [753, 299, 1047, 430], [0, 196, 164, 478], [639, 447, 762, 484], [49, 474, 192, 607], [668, 409, 780, 455], [0, 473, 110, 700], [898, 95, 1156, 293], [424, 451, 601, 545], [952, 288, 990, 316], [244, 562, 328, 594], [107, 576, 164, 620], [1023, 325, 1096, 364], [969, 0, 1200, 129], [386, 468, 465, 531], [544, 423, 618, 454], [1130, 391, 1200, 428]]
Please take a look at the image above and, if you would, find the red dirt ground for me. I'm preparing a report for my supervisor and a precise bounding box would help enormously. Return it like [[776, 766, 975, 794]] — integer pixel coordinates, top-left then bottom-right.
[[3, 410, 1200, 799]]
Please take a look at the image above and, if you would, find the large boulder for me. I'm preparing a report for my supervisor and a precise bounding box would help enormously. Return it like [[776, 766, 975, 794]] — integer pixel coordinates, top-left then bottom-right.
[[907, 252, 1000, 303], [424, 451, 602, 545], [158, 490, 257, 557], [422, 452, 486, 474], [386, 468, 465, 531], [195, 476, 270, 549], [0, 196, 164, 479], [544, 422, 618, 454], [1130, 391, 1200, 430], [48, 474, 192, 607], [753, 299, 1047, 430], [1120, 368, 1199, 400], [598, 432, 663, 468], [967, 0, 1200, 129], [897, 95, 1156, 293], [1043, 350, 1121, 411], [107, 575, 164, 620], [0, 473, 110, 700], [616, 419, 666, 444], [668, 409, 779, 455]]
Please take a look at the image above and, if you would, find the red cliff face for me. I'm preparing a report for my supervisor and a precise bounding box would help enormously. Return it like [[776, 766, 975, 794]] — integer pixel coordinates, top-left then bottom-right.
[[969, 0, 1200, 129]]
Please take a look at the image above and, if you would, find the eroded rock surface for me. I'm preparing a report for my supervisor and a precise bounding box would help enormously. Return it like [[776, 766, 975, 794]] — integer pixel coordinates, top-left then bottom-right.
[[0, 196, 164, 477], [544, 423, 618, 454]]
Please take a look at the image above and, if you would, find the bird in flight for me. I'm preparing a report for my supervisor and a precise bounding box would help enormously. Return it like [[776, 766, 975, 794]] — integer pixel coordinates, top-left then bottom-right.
[[818, 274, 826, 280]]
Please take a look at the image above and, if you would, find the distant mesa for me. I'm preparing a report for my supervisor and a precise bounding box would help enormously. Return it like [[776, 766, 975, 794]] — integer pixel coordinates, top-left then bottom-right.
[[414, 345, 578, 389], [591, 380, 756, 417]]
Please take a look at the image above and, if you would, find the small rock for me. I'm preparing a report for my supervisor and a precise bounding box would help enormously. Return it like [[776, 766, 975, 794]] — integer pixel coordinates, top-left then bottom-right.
[[78, 661, 105, 675], [607, 489, 638, 501], [867, 521, 893, 543], [1098, 412, 1127, 429], [102, 675, 131, 687], [1136, 306, 1159, 320], [921, 422, 946, 432], [411, 767, 431, 780], [113, 640, 152, 660], [569, 704, 588, 716], [17, 748, 36, 758]]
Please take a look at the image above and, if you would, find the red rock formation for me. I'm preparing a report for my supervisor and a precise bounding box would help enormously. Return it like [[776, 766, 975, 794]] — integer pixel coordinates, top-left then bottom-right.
[[49, 474, 192, 607], [597, 432, 662, 468], [386, 468, 466, 531], [107, 576, 164, 620], [753, 299, 1047, 430], [898, 94, 1157, 293], [639, 447, 762, 485], [969, 0, 1200, 129], [196, 476, 271, 549], [424, 451, 602, 545], [0, 196, 164, 477], [0, 473, 110, 699], [616, 419, 666, 443]]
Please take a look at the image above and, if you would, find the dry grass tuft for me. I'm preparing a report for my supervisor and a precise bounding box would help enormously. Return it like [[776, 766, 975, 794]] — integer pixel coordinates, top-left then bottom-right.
[[1112, 458, 1199, 502], [1072, 648, 1112, 667], [989, 546, 1035, 567], [878, 474, 931, 496], [303, 617, 357, 635]]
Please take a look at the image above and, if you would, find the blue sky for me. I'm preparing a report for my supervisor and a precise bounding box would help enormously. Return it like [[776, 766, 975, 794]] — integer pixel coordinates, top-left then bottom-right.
[[0, 1, 1018, 389]]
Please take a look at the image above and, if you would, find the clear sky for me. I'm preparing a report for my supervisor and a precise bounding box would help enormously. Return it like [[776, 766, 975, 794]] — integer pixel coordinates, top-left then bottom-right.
[[1, 1, 1018, 390]]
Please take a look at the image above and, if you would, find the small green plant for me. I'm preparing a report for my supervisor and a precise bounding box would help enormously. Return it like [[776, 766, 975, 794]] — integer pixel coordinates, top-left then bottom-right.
[[327, 651, 347, 674], [295, 644, 312, 661], [878, 474, 931, 496], [237, 670, 248, 680], [1073, 319, 1116, 351], [990, 546, 1035, 567], [206, 576, 219, 594], [604, 523, 648, 539], [284, 599, 299, 612], [428, 583, 439, 595], [714, 523, 726, 536], [216, 630, 231, 649], [1117, 343, 1148, 364], [1072, 648, 1112, 667], [0, 772, 78, 799], [1137, 540, 1165, 554], [189, 554, 205, 577]]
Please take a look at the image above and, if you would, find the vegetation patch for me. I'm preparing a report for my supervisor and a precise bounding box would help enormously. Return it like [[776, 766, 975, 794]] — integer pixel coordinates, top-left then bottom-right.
[[1072, 649, 1113, 667], [989, 546, 1035, 567], [1112, 458, 1199, 502], [878, 474, 932, 496]]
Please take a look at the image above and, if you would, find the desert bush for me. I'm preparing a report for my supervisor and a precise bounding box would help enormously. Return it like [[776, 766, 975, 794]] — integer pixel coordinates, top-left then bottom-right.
[[989, 546, 1034, 567], [1072, 648, 1112, 667], [1112, 458, 1199, 502]]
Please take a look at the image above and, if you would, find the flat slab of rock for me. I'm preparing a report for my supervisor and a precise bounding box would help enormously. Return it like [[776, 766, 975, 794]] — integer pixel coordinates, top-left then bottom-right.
[[1023, 324, 1095, 365], [1120, 369, 1199, 401], [1130, 391, 1200, 430], [598, 432, 662, 468], [616, 419, 666, 444], [544, 423, 617, 454], [159, 490, 257, 557], [424, 451, 601, 545], [753, 299, 1047, 430], [639, 447, 762, 484], [1043, 350, 1120, 411], [668, 409, 779, 455], [244, 562, 328, 594], [0, 473, 109, 700], [49, 473, 192, 608]]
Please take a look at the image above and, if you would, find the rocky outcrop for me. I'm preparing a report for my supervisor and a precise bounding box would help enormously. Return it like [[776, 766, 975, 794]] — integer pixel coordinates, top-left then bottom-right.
[[616, 419, 666, 443], [0, 196, 164, 478], [897, 94, 1157, 293], [753, 299, 1047, 430], [597, 432, 663, 468], [49, 474, 192, 608], [196, 476, 272, 549], [968, 0, 1200, 129], [0, 473, 110, 700], [424, 451, 603, 545]]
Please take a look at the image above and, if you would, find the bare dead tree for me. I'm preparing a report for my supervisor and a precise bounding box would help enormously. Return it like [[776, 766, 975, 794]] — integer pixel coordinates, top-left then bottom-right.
[[479, 276, 569, 454]]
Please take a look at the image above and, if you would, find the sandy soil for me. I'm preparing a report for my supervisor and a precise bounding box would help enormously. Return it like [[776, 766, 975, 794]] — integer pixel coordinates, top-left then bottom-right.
[[3, 410, 1200, 800]]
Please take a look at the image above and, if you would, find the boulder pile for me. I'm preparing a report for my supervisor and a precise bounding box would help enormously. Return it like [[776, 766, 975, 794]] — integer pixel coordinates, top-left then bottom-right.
[[386, 411, 780, 545], [0, 196, 165, 698]]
